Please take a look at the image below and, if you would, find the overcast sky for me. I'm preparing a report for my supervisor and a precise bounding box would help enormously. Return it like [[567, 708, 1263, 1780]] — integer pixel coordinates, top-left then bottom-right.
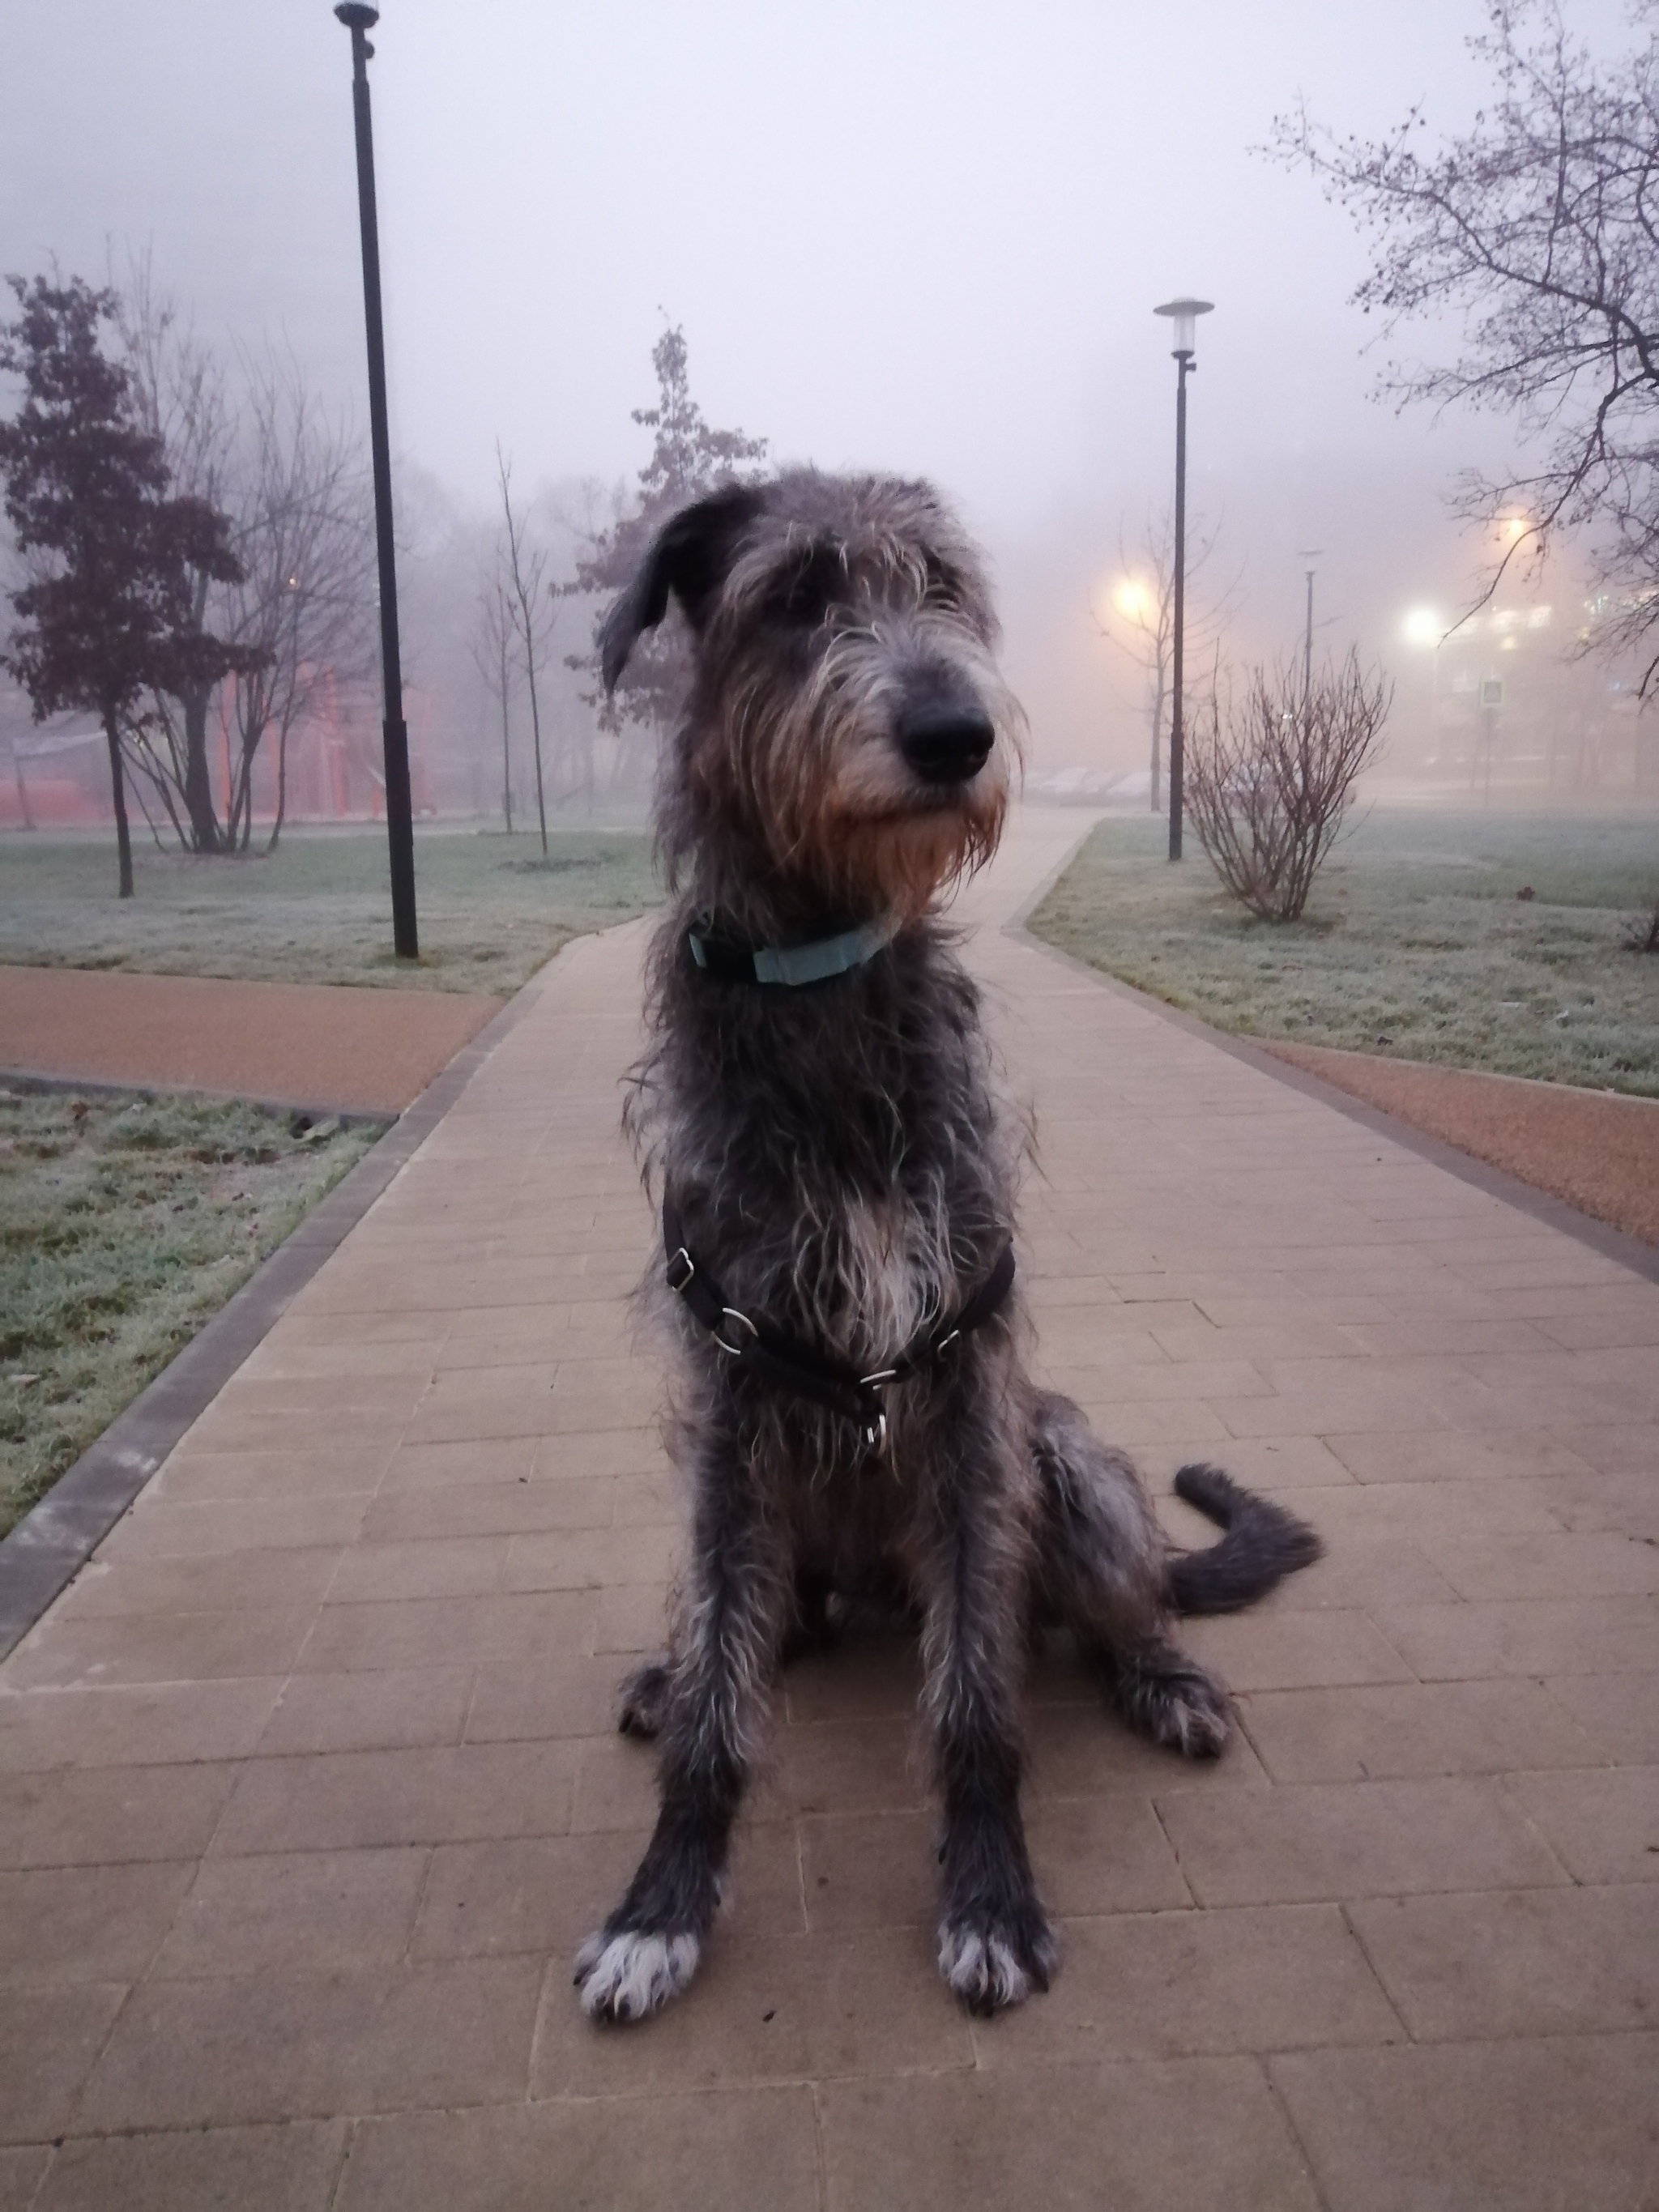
[[1, 0, 1641, 764]]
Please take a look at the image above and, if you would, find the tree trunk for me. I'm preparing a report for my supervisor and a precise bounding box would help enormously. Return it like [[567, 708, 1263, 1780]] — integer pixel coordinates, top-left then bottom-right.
[[499, 630, 514, 834], [180, 683, 223, 852], [268, 717, 289, 854], [104, 707, 134, 898], [11, 743, 32, 831], [526, 646, 548, 856]]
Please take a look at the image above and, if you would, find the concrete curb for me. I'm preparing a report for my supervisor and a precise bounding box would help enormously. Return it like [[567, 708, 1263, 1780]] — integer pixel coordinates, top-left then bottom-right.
[[0, 972, 550, 1660], [1005, 843, 1659, 1290]]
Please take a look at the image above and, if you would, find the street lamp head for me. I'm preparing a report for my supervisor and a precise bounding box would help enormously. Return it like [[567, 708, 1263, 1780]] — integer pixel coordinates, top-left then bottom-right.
[[335, 4, 379, 29], [1154, 296, 1213, 359]]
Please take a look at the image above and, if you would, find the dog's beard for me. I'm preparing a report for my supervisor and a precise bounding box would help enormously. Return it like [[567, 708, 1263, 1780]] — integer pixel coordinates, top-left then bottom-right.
[[825, 787, 1009, 919]]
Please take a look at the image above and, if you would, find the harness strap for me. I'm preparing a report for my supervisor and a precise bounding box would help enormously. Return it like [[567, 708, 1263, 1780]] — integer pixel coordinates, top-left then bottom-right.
[[661, 1193, 1015, 1453]]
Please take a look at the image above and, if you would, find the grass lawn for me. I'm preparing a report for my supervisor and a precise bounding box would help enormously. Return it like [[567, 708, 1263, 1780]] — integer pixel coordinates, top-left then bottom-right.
[[0, 1085, 377, 1536], [0, 825, 660, 995], [1027, 808, 1659, 1097]]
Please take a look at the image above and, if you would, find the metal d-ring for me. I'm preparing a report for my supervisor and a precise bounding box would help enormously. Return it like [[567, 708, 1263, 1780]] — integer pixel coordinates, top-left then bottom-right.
[[714, 1306, 758, 1358]]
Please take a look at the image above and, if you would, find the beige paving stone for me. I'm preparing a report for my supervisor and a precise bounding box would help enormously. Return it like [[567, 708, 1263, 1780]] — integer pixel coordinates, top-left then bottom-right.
[[0, 1763, 236, 1869], [1237, 1679, 1605, 1784], [975, 1903, 1400, 2064], [1271, 2034, 1659, 2212], [373, 1436, 538, 1490], [0, 1678, 281, 1772], [152, 1451, 389, 1504], [1026, 1698, 1273, 1798], [502, 1522, 678, 1592], [817, 2061, 1322, 2212], [1156, 1776, 1568, 1904], [151, 1848, 429, 1978], [360, 1474, 619, 1545], [35, 2121, 348, 2212], [211, 1741, 580, 1856], [464, 1651, 632, 1743], [0, 1983, 126, 2145], [1350, 1884, 1659, 2039], [52, 1545, 344, 1621], [294, 1589, 595, 1673], [1324, 1428, 1597, 1484], [1506, 1766, 1659, 1882], [0, 2151, 49, 2212], [1542, 1669, 1659, 1762], [101, 1494, 372, 1560], [1147, 1433, 1356, 1490], [5, 1606, 316, 1689], [322, 1536, 511, 1604], [531, 1927, 975, 2097], [77, 1958, 544, 2130], [0, 1861, 195, 1984], [1428, 1529, 1659, 1600], [1375, 1595, 1659, 1680], [258, 1668, 474, 1757], [337, 2091, 820, 2212], [1179, 1608, 1414, 1694]]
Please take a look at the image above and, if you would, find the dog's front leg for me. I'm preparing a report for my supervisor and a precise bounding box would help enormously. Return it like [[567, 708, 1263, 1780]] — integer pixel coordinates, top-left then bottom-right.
[[917, 1386, 1057, 2015], [575, 1415, 787, 2023]]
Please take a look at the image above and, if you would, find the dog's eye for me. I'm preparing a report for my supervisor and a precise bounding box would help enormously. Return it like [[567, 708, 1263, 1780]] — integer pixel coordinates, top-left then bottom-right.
[[922, 554, 962, 609], [773, 545, 844, 626]]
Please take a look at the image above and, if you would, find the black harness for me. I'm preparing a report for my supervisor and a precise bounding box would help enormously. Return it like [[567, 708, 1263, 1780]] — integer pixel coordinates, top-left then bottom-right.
[[663, 1192, 1016, 1455]]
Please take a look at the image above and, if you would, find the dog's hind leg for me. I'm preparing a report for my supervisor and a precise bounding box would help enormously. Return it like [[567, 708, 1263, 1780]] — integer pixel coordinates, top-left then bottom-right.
[[1030, 1391, 1231, 1758], [917, 1375, 1058, 2015], [576, 1416, 791, 2023]]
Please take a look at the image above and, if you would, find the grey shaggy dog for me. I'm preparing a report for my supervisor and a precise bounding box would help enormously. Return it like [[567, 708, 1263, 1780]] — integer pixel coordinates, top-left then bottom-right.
[[575, 469, 1320, 2025]]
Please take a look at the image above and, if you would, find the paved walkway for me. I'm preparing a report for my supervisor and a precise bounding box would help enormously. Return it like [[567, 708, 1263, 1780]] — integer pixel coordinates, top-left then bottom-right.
[[0, 965, 503, 1116], [1, 812, 1655, 2210]]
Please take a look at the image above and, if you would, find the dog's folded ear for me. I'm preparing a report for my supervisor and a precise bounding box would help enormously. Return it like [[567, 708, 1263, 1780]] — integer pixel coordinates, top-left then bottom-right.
[[600, 484, 766, 693]]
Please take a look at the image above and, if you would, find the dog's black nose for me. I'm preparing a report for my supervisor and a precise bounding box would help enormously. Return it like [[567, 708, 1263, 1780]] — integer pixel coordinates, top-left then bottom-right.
[[898, 705, 996, 786]]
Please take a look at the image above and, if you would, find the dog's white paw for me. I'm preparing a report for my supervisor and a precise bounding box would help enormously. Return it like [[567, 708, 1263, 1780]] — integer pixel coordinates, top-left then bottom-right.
[[938, 1918, 1053, 2014], [574, 1928, 701, 2022]]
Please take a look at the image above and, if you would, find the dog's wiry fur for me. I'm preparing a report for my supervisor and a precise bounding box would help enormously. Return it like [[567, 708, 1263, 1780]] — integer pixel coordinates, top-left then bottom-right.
[[575, 470, 1320, 2025]]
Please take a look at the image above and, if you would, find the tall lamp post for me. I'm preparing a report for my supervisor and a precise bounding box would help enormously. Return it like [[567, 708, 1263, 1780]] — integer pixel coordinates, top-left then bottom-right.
[[1153, 296, 1213, 861], [1297, 548, 1323, 718], [335, 2, 417, 959]]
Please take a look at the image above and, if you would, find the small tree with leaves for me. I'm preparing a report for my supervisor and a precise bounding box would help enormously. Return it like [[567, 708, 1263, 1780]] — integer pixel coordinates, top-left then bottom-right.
[[0, 275, 252, 897], [565, 326, 766, 758], [1187, 651, 1392, 923], [1272, 1, 1659, 697]]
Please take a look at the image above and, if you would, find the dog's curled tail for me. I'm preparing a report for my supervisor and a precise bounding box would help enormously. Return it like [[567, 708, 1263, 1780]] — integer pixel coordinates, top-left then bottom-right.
[[1166, 1463, 1322, 1616]]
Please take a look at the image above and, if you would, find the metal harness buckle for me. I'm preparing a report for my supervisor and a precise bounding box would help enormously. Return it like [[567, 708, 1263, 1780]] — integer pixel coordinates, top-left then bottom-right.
[[665, 1247, 696, 1296]]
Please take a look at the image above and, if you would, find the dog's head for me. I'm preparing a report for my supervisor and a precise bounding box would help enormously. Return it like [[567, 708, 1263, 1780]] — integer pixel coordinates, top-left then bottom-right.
[[602, 471, 1024, 919]]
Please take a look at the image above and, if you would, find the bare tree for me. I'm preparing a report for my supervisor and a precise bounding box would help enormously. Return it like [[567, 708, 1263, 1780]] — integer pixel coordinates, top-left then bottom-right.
[[469, 561, 516, 833], [497, 446, 557, 854], [116, 263, 373, 852], [1187, 651, 1392, 922], [1094, 509, 1233, 809], [1271, 2, 1659, 694]]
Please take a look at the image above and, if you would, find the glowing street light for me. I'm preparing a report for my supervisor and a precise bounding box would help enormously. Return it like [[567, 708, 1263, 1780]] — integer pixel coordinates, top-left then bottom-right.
[[1153, 296, 1213, 860]]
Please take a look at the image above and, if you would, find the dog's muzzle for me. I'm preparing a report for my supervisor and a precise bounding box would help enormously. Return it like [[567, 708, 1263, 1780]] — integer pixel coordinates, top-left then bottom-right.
[[897, 702, 996, 787]]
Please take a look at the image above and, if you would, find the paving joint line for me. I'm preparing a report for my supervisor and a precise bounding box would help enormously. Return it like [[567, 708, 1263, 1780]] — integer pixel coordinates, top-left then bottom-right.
[[0, 965, 555, 1661]]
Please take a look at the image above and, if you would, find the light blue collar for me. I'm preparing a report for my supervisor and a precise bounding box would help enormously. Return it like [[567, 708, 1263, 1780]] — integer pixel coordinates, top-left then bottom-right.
[[689, 914, 900, 987]]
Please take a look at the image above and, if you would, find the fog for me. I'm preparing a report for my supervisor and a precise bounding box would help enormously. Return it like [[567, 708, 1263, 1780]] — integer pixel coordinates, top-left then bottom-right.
[[2, 0, 1649, 804]]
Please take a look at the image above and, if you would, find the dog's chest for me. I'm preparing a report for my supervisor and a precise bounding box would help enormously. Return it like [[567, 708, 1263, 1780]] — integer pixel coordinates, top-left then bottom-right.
[[812, 1188, 956, 1364]]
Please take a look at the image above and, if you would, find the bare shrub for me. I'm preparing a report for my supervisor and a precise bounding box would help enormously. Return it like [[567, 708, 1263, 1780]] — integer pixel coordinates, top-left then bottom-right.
[[1187, 650, 1392, 922]]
